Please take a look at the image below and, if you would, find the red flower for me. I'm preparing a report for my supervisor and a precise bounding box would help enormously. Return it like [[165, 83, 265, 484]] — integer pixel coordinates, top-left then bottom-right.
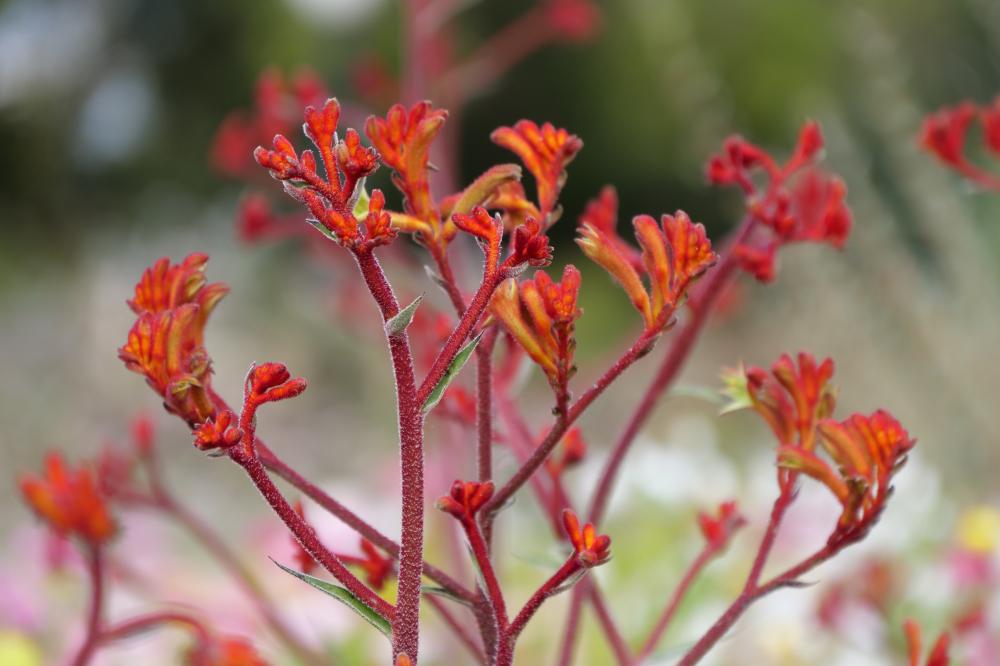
[[745, 352, 836, 451], [707, 122, 852, 282], [562, 509, 611, 568], [490, 265, 581, 387], [20, 452, 117, 545], [193, 410, 243, 452], [544, 0, 601, 42], [119, 254, 228, 425], [697, 500, 746, 550], [920, 102, 976, 168], [246, 362, 308, 405], [435, 480, 495, 521], [982, 96, 1000, 156], [578, 209, 715, 330], [365, 101, 448, 235], [351, 539, 394, 591], [492, 120, 583, 219]]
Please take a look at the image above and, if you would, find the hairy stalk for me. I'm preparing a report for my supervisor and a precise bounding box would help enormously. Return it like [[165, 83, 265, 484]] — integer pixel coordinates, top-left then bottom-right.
[[355, 248, 425, 662], [462, 515, 510, 665], [635, 542, 720, 663], [232, 450, 395, 620], [507, 557, 580, 643], [70, 547, 105, 666]]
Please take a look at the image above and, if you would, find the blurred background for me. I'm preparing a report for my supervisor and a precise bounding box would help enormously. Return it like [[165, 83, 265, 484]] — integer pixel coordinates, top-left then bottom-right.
[[2, 0, 1000, 664]]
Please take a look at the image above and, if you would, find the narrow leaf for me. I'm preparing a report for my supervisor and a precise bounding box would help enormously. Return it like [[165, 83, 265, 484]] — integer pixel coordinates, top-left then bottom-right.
[[272, 559, 392, 640], [385, 294, 423, 337], [422, 331, 485, 413], [351, 179, 370, 218], [305, 217, 340, 243]]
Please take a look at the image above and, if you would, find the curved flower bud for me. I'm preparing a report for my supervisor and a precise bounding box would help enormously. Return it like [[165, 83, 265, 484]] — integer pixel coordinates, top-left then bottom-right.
[[920, 102, 976, 168], [746, 352, 836, 451], [435, 480, 495, 521], [491, 120, 582, 219], [193, 410, 243, 452], [247, 362, 308, 405], [507, 218, 553, 269], [697, 500, 746, 550], [562, 509, 611, 568]]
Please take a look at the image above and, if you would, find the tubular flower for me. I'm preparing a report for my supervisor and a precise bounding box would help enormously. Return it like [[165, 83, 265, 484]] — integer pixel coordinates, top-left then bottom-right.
[[347, 539, 394, 591], [435, 480, 495, 522], [489, 265, 581, 388], [491, 120, 583, 220], [707, 121, 853, 282], [903, 619, 951, 666], [780, 409, 915, 540], [745, 352, 836, 451], [562, 509, 611, 568], [365, 101, 448, 242], [697, 500, 746, 551], [546, 428, 587, 477], [20, 452, 117, 545], [245, 362, 308, 405], [578, 210, 715, 330], [192, 410, 243, 452], [254, 98, 383, 250], [119, 254, 228, 425]]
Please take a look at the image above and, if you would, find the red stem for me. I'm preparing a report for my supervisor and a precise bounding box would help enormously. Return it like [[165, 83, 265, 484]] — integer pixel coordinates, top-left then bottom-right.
[[355, 248, 425, 662], [257, 444, 475, 603], [231, 450, 395, 620], [484, 327, 661, 518], [635, 542, 720, 663], [462, 515, 510, 664], [70, 546, 105, 666], [507, 557, 580, 642], [676, 483, 798, 666]]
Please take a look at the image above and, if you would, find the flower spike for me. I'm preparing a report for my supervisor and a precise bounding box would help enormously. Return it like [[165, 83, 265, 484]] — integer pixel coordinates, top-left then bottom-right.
[[562, 509, 611, 568]]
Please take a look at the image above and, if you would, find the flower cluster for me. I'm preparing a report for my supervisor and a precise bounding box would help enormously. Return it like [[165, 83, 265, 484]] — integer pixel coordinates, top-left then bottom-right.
[[707, 122, 852, 282], [697, 500, 746, 551], [744, 353, 915, 544], [577, 204, 716, 330], [118, 254, 229, 425], [20, 452, 117, 545], [490, 265, 581, 389], [920, 96, 1000, 190], [435, 480, 495, 523]]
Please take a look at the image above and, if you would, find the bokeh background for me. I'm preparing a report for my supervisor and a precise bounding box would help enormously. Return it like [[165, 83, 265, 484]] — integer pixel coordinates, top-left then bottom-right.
[[2, 0, 1000, 664]]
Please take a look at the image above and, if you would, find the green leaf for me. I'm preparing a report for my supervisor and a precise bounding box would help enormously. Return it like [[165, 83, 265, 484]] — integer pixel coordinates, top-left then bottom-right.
[[272, 559, 392, 640], [421, 585, 473, 607], [385, 294, 423, 337], [669, 384, 726, 405], [305, 217, 341, 243], [422, 331, 485, 413], [351, 181, 371, 218]]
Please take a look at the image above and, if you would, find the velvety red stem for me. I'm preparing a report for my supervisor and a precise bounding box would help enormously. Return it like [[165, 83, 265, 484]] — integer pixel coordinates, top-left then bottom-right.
[[461, 515, 509, 664], [676, 483, 798, 666], [255, 443, 475, 603], [70, 546, 105, 666], [231, 450, 395, 620], [100, 611, 211, 645], [635, 542, 720, 663], [153, 493, 324, 666], [508, 557, 580, 642], [416, 270, 504, 407], [355, 248, 425, 662], [484, 327, 661, 518]]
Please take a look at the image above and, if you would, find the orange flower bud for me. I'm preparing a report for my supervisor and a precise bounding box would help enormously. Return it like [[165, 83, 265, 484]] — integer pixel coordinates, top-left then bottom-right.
[[20, 452, 117, 545], [562, 509, 611, 568], [436, 480, 495, 520], [491, 120, 582, 218]]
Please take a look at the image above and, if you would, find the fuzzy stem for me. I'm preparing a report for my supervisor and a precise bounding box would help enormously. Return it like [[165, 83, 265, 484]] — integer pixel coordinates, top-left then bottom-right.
[[484, 327, 661, 519], [355, 248, 425, 662], [256, 444, 476, 603], [635, 542, 720, 663], [70, 547, 105, 666], [676, 483, 798, 666], [508, 557, 581, 642], [152, 493, 323, 665], [461, 515, 509, 664], [232, 450, 395, 620]]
